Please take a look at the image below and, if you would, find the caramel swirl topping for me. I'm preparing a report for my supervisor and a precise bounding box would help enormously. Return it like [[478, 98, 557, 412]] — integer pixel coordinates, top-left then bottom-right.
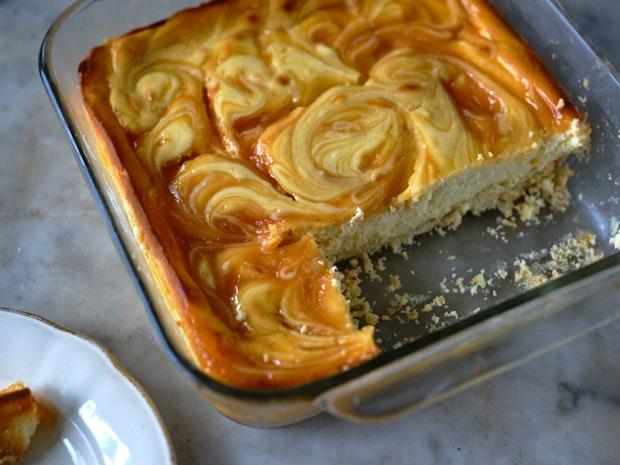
[[85, 0, 579, 389]]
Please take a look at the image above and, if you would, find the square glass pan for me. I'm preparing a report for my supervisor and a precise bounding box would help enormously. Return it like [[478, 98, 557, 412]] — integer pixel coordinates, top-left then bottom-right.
[[41, 0, 620, 427]]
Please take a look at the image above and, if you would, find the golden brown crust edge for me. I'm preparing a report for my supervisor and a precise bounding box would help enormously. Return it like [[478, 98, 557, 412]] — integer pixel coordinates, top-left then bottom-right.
[[79, 47, 211, 377]]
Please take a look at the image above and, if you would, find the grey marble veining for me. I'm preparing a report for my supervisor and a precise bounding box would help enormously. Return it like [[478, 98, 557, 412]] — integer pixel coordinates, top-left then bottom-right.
[[1, 1, 619, 464]]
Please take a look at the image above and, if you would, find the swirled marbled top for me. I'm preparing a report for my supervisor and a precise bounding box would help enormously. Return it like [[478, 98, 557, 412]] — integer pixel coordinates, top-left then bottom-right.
[[80, 0, 580, 389]]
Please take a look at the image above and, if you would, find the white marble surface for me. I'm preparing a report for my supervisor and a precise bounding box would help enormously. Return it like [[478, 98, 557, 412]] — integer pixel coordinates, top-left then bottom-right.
[[1, 1, 619, 464]]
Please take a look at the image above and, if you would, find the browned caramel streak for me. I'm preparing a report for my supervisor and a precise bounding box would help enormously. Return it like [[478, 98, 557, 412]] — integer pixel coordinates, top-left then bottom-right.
[[79, 0, 580, 389]]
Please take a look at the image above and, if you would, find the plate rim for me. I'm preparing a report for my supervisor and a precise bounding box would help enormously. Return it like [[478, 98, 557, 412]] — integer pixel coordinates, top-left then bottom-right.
[[0, 306, 177, 465]]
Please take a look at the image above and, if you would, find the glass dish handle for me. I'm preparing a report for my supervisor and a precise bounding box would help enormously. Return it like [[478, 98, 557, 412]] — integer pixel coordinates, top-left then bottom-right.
[[317, 267, 620, 423]]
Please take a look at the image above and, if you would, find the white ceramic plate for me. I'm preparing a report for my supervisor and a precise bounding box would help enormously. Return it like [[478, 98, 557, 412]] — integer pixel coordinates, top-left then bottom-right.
[[0, 308, 176, 465]]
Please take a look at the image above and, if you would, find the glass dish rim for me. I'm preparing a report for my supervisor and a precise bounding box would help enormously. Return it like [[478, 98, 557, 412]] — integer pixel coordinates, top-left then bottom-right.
[[39, 0, 620, 402]]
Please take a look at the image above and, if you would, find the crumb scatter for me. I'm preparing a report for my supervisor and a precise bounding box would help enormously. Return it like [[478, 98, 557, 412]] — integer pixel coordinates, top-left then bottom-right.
[[336, 165, 602, 349]]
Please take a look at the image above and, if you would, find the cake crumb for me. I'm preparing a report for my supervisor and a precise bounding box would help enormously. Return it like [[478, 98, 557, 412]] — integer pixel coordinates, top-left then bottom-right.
[[422, 295, 446, 313], [387, 274, 402, 292], [498, 163, 572, 224], [390, 292, 428, 314], [455, 277, 466, 294], [365, 312, 380, 326], [405, 308, 419, 322], [361, 252, 382, 281], [470, 271, 487, 296], [389, 239, 411, 258], [339, 262, 379, 326], [392, 335, 420, 349], [513, 231, 603, 290], [495, 267, 508, 280], [515, 194, 545, 222], [513, 259, 547, 289]]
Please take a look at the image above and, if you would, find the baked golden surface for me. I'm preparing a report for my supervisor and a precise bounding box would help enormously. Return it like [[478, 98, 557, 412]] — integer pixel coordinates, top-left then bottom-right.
[[80, 0, 585, 389], [0, 383, 41, 464]]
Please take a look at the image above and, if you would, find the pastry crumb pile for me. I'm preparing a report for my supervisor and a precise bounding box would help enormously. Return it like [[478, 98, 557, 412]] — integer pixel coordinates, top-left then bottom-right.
[[339, 168, 605, 349]]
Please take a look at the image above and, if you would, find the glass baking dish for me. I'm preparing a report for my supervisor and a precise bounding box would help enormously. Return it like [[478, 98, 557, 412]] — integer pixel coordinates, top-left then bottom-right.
[[40, 0, 620, 427]]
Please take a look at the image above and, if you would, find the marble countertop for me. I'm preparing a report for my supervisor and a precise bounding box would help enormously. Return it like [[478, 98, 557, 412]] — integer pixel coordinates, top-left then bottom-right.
[[1, 0, 619, 463]]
